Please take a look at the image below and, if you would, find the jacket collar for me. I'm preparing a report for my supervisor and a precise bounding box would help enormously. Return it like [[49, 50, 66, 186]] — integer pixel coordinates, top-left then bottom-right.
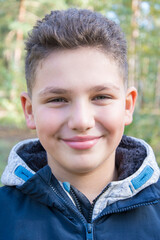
[[1, 136, 160, 220]]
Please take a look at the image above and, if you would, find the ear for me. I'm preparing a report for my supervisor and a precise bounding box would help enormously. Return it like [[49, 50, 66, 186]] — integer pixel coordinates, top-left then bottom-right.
[[20, 92, 36, 129], [125, 87, 137, 126]]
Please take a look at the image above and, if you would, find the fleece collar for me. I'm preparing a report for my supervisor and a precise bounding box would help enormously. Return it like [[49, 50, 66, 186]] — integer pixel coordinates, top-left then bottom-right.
[[116, 136, 147, 180], [1, 136, 159, 187]]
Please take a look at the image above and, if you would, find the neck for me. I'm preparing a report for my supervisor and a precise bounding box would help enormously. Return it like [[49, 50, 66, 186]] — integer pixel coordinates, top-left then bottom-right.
[[48, 154, 117, 203], [68, 167, 117, 202]]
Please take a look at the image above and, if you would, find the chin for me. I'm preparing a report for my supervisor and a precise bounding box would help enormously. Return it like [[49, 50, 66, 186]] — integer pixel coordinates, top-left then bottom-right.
[[71, 162, 99, 174]]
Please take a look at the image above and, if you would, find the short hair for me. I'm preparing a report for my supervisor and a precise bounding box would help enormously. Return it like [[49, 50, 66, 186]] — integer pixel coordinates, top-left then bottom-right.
[[25, 8, 128, 96]]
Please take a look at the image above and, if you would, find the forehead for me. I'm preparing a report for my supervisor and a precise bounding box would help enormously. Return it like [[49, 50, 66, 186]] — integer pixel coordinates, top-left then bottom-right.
[[34, 47, 124, 93]]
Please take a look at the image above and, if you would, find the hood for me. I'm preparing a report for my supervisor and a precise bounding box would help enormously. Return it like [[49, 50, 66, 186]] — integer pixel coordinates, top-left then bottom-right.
[[1, 135, 159, 185], [1, 138, 46, 186], [1, 136, 160, 220], [92, 136, 160, 219]]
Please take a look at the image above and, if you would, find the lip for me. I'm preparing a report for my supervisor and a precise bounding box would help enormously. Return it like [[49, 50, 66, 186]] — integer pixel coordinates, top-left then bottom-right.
[[61, 136, 102, 150]]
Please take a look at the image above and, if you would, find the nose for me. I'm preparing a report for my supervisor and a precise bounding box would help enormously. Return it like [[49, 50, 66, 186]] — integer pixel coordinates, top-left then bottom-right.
[[68, 100, 95, 132]]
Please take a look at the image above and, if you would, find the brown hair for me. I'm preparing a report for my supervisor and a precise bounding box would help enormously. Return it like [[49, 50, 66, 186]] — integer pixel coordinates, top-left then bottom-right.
[[25, 8, 128, 95]]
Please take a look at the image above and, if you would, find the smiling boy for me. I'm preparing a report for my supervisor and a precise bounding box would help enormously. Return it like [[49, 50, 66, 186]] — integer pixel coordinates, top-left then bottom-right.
[[0, 8, 160, 240]]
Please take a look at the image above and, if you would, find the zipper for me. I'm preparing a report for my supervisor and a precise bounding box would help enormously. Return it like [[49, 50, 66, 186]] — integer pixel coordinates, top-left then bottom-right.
[[70, 186, 94, 239], [49, 184, 88, 220], [70, 187, 83, 214], [86, 200, 159, 239], [88, 202, 95, 223], [88, 184, 110, 223], [50, 182, 159, 239], [50, 183, 85, 220], [50, 183, 95, 239], [86, 223, 93, 240], [69, 186, 96, 224], [68, 183, 111, 239], [66, 182, 110, 223]]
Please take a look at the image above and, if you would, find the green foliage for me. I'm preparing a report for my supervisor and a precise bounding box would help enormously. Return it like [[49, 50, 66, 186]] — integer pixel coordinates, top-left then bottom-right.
[[125, 111, 160, 165], [0, 0, 159, 171]]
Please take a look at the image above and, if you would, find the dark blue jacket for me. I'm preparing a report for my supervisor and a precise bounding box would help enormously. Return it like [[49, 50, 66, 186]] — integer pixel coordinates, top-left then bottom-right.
[[0, 165, 160, 240], [0, 136, 160, 239]]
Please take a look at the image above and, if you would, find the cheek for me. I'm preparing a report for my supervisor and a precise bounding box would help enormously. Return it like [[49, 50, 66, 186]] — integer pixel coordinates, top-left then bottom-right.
[[97, 104, 126, 132], [33, 107, 66, 136]]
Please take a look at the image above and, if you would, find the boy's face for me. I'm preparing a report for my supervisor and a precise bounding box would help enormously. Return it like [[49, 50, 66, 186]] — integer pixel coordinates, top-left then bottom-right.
[[21, 47, 137, 179]]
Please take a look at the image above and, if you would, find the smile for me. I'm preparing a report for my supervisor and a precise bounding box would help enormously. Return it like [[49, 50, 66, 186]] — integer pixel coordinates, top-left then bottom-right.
[[61, 136, 101, 150]]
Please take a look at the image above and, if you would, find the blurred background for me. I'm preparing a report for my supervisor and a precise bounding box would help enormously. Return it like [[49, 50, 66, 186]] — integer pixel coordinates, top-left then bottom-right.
[[0, 0, 160, 180]]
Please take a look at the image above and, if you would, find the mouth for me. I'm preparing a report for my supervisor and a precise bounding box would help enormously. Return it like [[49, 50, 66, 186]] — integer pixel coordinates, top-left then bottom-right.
[[61, 136, 102, 150]]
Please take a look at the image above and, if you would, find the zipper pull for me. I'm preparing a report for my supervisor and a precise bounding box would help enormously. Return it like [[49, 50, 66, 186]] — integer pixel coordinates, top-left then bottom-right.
[[86, 223, 93, 240]]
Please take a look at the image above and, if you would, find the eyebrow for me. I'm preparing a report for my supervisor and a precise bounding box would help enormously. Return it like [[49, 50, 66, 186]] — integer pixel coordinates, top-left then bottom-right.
[[90, 84, 120, 92], [38, 87, 71, 97], [38, 84, 120, 97]]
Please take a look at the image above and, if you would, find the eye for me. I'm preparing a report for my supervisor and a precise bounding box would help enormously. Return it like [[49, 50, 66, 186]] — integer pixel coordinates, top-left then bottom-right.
[[93, 95, 112, 101], [92, 94, 113, 106], [47, 97, 68, 103]]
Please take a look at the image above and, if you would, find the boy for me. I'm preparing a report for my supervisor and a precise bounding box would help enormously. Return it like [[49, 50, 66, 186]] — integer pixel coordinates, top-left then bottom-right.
[[0, 8, 160, 240]]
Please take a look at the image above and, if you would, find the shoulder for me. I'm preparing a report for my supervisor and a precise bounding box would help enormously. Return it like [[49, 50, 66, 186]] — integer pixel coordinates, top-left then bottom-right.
[[0, 185, 15, 196], [0, 185, 23, 204], [0, 186, 22, 224], [0, 185, 19, 194], [0, 185, 32, 210]]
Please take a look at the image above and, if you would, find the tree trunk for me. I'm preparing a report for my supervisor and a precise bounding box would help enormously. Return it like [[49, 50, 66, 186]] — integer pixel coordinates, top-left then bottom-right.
[[155, 60, 160, 109], [128, 0, 140, 87], [14, 0, 26, 67], [11, 0, 26, 101], [138, 57, 149, 109]]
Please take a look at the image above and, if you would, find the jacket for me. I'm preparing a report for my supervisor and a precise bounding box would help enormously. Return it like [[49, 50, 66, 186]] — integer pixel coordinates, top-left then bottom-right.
[[0, 135, 160, 240]]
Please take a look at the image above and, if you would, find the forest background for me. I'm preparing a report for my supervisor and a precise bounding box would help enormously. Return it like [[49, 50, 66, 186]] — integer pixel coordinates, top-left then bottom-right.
[[0, 0, 160, 180]]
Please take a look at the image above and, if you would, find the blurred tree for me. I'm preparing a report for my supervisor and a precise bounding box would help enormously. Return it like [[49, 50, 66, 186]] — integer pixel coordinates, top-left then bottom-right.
[[129, 0, 140, 87], [155, 60, 160, 108], [0, 0, 160, 126]]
